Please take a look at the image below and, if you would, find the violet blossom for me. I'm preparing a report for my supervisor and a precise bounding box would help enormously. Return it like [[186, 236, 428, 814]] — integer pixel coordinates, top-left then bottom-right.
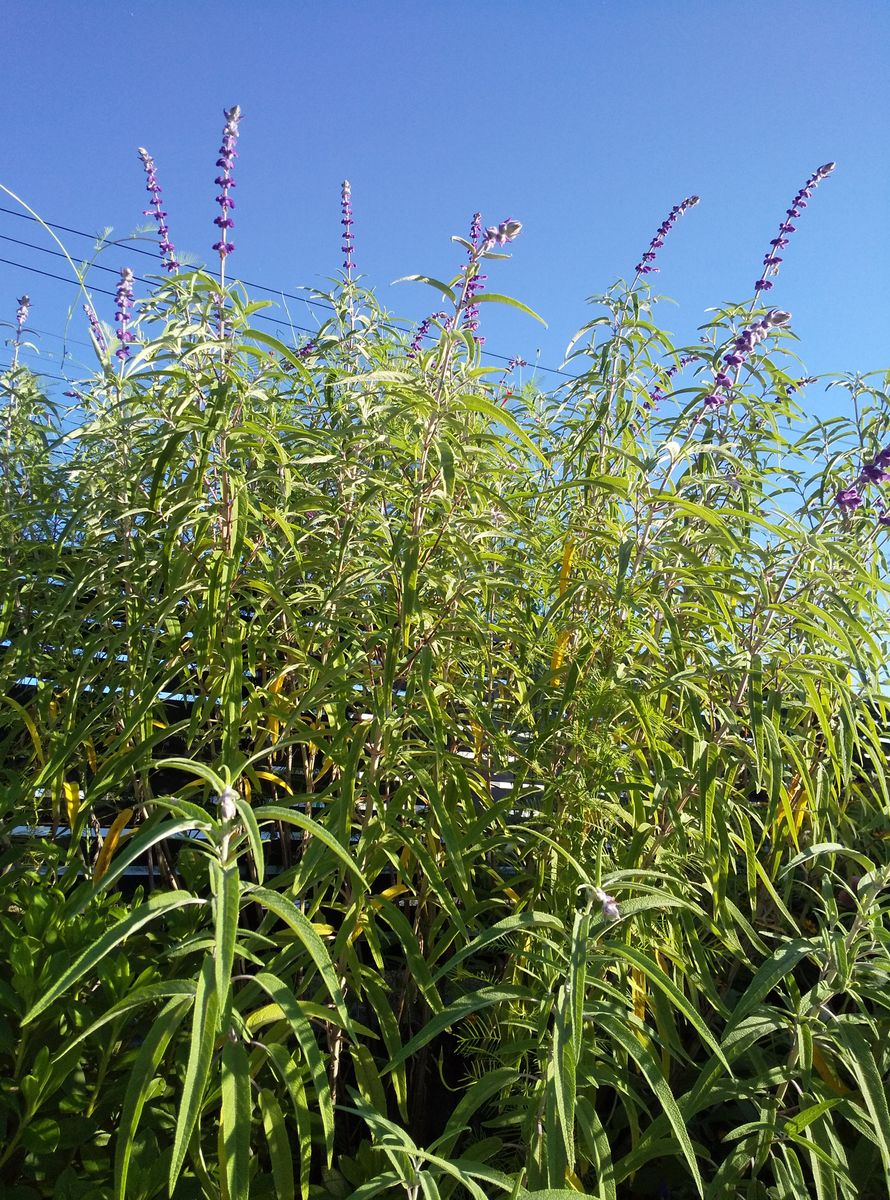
[[755, 162, 835, 295], [114, 267, 135, 362], [644, 352, 697, 413], [138, 147, 179, 271], [341, 180, 355, 274], [408, 310, 447, 359], [212, 105, 241, 261], [835, 485, 863, 512], [696, 309, 792, 416], [634, 196, 699, 278]]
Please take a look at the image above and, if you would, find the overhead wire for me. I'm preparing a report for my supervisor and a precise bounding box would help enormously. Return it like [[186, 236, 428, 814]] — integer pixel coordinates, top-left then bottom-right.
[[0, 204, 578, 378]]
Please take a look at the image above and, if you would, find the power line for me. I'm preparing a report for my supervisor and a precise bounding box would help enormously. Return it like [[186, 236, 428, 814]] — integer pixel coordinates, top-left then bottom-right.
[[0, 205, 576, 379]]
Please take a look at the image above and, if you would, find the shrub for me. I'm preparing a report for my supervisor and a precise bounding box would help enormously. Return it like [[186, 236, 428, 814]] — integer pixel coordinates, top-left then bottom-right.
[[1, 114, 889, 1199]]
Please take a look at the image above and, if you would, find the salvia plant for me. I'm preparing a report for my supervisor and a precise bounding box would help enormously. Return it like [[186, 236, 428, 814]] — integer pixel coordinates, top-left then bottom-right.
[[1, 108, 890, 1200]]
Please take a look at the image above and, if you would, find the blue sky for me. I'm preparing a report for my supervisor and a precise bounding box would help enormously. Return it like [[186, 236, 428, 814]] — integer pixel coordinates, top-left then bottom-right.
[[2, 1, 889, 412]]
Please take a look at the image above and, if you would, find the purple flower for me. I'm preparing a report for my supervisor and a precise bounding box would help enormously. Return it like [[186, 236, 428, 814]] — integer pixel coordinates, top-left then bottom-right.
[[755, 162, 836, 296], [835, 485, 862, 512], [861, 462, 889, 485], [469, 211, 482, 247], [714, 372, 733, 388], [634, 195, 700, 278], [408, 310, 447, 358], [137, 147, 179, 272], [83, 302, 107, 353], [592, 886, 621, 922], [703, 392, 725, 410], [878, 506, 890, 527], [212, 105, 241, 261], [341, 179, 355, 274], [297, 339, 316, 360], [114, 268, 135, 361]]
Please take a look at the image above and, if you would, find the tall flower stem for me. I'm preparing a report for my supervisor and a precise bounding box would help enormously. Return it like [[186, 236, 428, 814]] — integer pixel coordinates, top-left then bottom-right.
[[213, 105, 241, 337]]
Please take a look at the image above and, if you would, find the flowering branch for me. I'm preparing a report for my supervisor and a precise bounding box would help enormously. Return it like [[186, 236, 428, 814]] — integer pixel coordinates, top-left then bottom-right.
[[754, 162, 835, 296], [114, 268, 135, 364], [634, 196, 699, 281], [212, 105, 241, 280], [138, 147, 179, 272]]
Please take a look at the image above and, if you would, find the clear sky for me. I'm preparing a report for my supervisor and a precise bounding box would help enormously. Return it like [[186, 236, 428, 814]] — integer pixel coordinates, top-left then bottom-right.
[[2, 1, 889, 413]]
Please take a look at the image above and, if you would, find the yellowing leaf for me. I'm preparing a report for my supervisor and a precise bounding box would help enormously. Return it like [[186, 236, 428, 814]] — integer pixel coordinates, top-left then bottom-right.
[[631, 966, 647, 1022], [93, 807, 133, 882], [812, 1044, 852, 1096], [254, 770, 292, 795], [379, 884, 410, 901], [63, 781, 80, 829]]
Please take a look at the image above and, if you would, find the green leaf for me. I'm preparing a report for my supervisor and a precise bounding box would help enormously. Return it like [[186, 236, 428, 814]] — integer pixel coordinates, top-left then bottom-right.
[[252, 804, 368, 887], [114, 999, 190, 1200], [259, 1087, 294, 1200], [594, 1012, 703, 1196], [170, 958, 219, 1195], [251, 972, 336, 1163], [249, 887, 353, 1032], [220, 1038, 252, 1200], [23, 892, 203, 1025], [214, 862, 241, 1015], [385, 986, 531, 1072], [392, 274, 457, 303], [471, 293, 548, 326]]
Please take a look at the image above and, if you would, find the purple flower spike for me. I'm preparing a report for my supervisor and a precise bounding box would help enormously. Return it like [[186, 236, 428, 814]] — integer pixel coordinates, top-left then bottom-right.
[[83, 302, 108, 353], [703, 392, 725, 410], [341, 179, 355, 274], [212, 105, 241, 261], [408, 310, 447, 359], [114, 268, 135, 362], [634, 195, 700, 279], [835, 485, 862, 512], [137, 147, 179, 272], [878, 505, 890, 527], [755, 162, 835, 296]]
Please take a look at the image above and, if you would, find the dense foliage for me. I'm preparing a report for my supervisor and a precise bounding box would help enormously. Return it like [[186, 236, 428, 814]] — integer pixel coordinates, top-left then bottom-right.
[[2, 122, 890, 1199]]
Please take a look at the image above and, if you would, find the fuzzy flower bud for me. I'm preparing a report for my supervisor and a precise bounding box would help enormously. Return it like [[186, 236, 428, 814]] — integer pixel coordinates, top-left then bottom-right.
[[15, 294, 30, 335], [593, 886, 621, 922], [483, 217, 522, 248], [218, 787, 238, 822]]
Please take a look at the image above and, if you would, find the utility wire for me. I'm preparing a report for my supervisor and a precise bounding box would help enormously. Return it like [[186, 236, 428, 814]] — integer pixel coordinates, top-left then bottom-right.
[[0, 205, 577, 378]]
